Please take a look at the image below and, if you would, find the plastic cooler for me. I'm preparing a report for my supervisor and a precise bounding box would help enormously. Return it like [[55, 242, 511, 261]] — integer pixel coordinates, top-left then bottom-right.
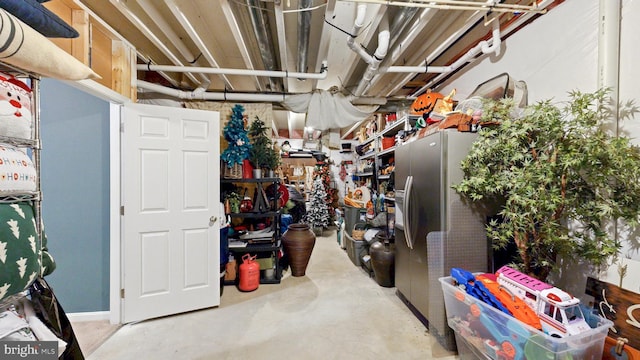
[[439, 276, 611, 360]]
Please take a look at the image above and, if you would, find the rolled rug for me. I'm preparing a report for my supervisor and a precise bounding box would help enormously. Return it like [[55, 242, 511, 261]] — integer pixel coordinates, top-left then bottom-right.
[[0, 8, 99, 80]]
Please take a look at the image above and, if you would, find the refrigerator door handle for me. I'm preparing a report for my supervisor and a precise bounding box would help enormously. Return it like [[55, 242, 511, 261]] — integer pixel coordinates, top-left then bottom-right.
[[404, 175, 414, 249]]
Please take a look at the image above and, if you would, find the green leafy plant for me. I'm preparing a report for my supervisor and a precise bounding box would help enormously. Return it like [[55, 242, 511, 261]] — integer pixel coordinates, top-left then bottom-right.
[[453, 89, 640, 281], [248, 117, 279, 171]]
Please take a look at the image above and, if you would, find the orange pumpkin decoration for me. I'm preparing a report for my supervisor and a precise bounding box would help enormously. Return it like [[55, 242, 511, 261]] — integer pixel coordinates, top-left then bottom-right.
[[410, 89, 444, 115]]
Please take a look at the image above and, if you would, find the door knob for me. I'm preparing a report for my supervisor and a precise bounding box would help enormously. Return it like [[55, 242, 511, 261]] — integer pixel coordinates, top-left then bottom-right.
[[210, 216, 217, 223]]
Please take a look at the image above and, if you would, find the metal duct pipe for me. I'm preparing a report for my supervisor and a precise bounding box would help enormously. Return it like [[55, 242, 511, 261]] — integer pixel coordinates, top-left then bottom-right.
[[388, 7, 419, 50], [247, 0, 282, 91], [297, 0, 312, 74]]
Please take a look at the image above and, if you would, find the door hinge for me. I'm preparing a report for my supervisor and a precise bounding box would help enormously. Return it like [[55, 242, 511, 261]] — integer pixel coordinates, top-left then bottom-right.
[[120, 206, 124, 215], [120, 289, 125, 298]]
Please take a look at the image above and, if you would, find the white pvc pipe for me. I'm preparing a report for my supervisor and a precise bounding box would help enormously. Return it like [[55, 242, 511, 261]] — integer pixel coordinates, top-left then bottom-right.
[[163, 0, 234, 89], [109, 0, 200, 85], [340, 0, 546, 14], [347, 5, 370, 62], [598, 0, 621, 136], [137, 79, 387, 105], [413, 0, 554, 95], [137, 0, 209, 85], [384, 20, 499, 76], [137, 80, 290, 102], [137, 62, 329, 80], [385, 65, 451, 73], [352, 10, 390, 96]]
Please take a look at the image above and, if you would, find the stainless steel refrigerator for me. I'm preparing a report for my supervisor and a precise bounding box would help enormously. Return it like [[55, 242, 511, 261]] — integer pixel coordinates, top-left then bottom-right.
[[394, 130, 489, 351]]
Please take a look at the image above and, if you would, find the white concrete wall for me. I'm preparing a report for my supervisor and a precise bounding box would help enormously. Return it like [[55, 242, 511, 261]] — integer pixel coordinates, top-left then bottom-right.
[[439, 0, 640, 294]]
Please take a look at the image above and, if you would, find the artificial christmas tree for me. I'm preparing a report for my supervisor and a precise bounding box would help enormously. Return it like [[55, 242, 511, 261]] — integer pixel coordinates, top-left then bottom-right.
[[305, 177, 331, 235], [221, 104, 252, 178], [248, 117, 279, 177], [312, 160, 338, 220]]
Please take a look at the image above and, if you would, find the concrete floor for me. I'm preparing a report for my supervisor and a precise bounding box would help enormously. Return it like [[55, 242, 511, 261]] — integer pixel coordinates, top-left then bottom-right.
[[85, 230, 458, 360]]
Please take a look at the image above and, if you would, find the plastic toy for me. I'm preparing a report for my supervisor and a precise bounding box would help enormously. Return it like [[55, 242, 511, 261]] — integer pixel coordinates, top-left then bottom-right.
[[476, 274, 542, 330], [496, 266, 591, 337], [451, 267, 511, 315]]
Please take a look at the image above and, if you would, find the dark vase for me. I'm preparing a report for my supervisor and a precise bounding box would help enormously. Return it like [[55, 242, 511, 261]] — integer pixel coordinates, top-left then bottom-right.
[[281, 223, 316, 277], [370, 240, 395, 287]]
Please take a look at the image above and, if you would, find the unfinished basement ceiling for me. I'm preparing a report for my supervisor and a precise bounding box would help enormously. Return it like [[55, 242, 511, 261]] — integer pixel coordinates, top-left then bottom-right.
[[72, 0, 560, 136]]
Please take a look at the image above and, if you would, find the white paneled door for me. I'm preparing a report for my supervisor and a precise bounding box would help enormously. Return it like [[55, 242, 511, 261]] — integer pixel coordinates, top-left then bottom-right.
[[122, 103, 220, 323]]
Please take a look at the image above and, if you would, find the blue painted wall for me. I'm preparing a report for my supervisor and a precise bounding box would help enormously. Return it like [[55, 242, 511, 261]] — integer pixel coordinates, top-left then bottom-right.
[[39, 79, 110, 312]]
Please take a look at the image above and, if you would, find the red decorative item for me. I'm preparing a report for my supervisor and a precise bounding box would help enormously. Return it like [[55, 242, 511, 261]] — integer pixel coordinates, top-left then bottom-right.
[[242, 159, 253, 179], [238, 254, 259, 291], [240, 197, 253, 213]]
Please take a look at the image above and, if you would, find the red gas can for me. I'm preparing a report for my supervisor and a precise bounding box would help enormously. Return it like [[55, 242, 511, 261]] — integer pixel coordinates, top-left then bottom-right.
[[238, 253, 260, 292]]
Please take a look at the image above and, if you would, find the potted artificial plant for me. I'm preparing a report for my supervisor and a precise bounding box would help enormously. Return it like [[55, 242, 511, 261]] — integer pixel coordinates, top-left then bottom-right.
[[453, 89, 640, 281], [248, 117, 279, 178]]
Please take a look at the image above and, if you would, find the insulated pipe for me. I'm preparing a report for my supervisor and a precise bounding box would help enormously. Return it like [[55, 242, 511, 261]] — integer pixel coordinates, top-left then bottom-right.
[[297, 0, 313, 73], [351, 10, 390, 97], [136, 62, 329, 80], [247, 0, 282, 91]]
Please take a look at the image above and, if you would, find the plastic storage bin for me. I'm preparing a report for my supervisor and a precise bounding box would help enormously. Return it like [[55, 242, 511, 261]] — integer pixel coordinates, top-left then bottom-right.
[[343, 205, 366, 235], [439, 276, 611, 360], [344, 233, 366, 267]]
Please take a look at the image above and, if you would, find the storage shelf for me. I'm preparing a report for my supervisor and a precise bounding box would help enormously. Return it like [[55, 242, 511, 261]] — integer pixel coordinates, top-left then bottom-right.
[[378, 174, 391, 180], [222, 175, 283, 284], [0, 192, 41, 203], [379, 119, 408, 137], [359, 152, 375, 160], [355, 172, 374, 177], [228, 241, 281, 252], [359, 137, 375, 146], [377, 147, 396, 157], [227, 211, 280, 218], [221, 177, 280, 183], [0, 136, 39, 148]]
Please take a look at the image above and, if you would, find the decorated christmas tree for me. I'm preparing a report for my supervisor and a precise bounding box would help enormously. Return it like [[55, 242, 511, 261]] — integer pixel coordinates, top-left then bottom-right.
[[312, 160, 338, 220], [305, 177, 331, 232], [221, 104, 252, 166]]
